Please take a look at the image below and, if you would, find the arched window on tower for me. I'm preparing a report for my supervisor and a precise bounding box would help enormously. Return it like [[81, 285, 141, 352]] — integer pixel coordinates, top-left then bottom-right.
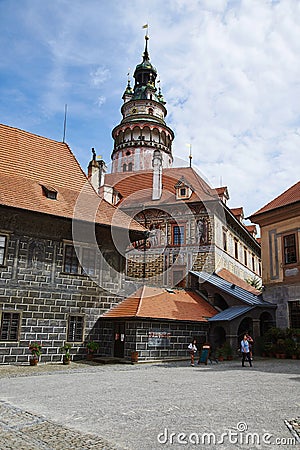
[[148, 108, 153, 115], [123, 164, 127, 172], [128, 162, 133, 171]]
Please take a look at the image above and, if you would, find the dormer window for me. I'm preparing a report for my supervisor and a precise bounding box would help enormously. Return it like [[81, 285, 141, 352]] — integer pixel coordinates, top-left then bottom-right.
[[41, 185, 57, 200], [175, 177, 193, 200]]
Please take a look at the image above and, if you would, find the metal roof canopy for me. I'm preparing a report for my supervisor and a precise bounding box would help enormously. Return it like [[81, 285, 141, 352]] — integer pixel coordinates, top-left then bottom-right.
[[190, 271, 273, 307], [208, 305, 253, 322]]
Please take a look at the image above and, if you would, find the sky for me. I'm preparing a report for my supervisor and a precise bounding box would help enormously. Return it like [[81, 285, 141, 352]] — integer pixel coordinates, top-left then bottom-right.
[[1, 0, 299, 221]]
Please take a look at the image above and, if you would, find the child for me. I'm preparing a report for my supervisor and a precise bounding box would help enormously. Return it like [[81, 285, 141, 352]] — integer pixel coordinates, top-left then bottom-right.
[[188, 338, 197, 366]]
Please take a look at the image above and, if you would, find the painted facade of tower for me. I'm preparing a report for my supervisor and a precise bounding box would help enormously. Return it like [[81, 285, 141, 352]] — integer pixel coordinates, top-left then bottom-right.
[[111, 36, 174, 173]]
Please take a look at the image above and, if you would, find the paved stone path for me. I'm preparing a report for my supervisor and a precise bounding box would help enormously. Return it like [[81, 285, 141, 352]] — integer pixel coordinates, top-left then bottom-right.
[[0, 400, 116, 449], [0, 358, 299, 449]]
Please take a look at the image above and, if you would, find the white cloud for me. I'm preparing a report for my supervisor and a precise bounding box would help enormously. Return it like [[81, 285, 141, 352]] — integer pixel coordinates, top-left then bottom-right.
[[91, 67, 110, 87], [96, 96, 106, 108]]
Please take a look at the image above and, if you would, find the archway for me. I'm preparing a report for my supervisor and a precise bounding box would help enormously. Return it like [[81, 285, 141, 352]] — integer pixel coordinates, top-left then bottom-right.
[[214, 293, 228, 311], [212, 326, 226, 349], [260, 312, 275, 336], [237, 317, 253, 346]]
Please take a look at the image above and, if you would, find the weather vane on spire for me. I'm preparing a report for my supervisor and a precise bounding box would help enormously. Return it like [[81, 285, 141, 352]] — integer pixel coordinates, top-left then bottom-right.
[[142, 24, 150, 61], [142, 23, 149, 38]]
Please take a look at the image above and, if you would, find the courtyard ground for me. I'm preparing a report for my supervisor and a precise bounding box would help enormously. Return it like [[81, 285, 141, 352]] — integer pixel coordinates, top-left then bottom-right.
[[0, 358, 299, 449]]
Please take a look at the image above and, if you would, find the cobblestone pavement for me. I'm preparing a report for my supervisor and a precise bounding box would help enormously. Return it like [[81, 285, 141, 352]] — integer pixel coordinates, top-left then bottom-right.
[[0, 358, 299, 449], [0, 400, 116, 449]]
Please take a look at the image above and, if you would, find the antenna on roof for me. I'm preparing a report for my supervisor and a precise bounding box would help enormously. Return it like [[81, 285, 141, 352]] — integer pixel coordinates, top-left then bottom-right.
[[62, 104, 68, 143], [186, 143, 192, 167]]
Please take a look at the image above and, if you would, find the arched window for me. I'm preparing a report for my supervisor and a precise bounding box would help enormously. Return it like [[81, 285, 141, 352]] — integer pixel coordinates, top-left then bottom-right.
[[128, 162, 133, 171], [124, 128, 131, 142], [148, 108, 153, 115], [123, 164, 127, 172]]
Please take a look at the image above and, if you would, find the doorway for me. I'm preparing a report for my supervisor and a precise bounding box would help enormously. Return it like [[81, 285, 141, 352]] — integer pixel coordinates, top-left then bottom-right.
[[113, 322, 125, 357]]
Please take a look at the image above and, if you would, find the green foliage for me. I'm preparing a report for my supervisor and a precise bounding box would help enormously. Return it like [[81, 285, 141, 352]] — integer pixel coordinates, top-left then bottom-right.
[[221, 341, 233, 356], [245, 276, 262, 291], [283, 338, 297, 357], [29, 341, 42, 357], [216, 342, 233, 358], [263, 327, 285, 343], [261, 327, 300, 356], [60, 343, 72, 357], [86, 341, 99, 353]]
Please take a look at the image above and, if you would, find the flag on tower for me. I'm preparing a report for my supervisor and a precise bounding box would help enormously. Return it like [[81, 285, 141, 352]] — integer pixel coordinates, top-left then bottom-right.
[[142, 24, 148, 29]]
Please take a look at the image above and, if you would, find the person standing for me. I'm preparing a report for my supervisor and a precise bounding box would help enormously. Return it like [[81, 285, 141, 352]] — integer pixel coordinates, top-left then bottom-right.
[[241, 335, 252, 367], [188, 338, 197, 366], [245, 332, 254, 360]]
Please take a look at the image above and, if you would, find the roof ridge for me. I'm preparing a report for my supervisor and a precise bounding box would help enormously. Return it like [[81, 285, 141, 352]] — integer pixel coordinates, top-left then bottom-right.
[[135, 285, 146, 315], [250, 180, 300, 217], [0, 123, 65, 146]]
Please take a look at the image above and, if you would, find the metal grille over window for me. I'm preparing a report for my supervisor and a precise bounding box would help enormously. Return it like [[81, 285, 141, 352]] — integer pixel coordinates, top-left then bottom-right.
[[67, 315, 84, 342], [64, 245, 79, 273], [0, 312, 20, 341]]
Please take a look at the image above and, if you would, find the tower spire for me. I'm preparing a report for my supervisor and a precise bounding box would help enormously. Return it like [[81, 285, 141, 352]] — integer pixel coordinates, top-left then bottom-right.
[[111, 32, 174, 173], [143, 34, 150, 62]]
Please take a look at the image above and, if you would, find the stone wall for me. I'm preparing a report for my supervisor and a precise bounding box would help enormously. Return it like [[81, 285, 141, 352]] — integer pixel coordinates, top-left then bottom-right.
[[0, 208, 124, 364], [264, 283, 300, 328], [99, 319, 208, 361]]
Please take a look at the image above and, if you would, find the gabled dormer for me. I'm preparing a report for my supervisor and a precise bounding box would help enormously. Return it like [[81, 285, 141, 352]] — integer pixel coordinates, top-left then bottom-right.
[[216, 186, 229, 205], [175, 176, 193, 200]]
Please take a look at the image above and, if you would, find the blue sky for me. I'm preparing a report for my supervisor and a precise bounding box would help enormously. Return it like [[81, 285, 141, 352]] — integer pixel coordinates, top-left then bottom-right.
[[1, 0, 299, 218]]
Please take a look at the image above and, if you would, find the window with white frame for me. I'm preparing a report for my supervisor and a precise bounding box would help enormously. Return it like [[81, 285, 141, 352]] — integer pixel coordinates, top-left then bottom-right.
[[234, 239, 239, 260], [244, 247, 247, 266], [67, 315, 84, 342], [0, 311, 21, 341], [0, 235, 7, 265], [172, 225, 185, 245]]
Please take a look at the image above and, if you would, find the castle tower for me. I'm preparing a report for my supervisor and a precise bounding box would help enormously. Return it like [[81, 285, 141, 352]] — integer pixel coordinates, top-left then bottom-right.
[[111, 35, 175, 173]]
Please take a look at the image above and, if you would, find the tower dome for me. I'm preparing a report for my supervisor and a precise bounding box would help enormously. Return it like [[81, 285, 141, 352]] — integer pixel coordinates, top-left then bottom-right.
[[111, 36, 174, 173]]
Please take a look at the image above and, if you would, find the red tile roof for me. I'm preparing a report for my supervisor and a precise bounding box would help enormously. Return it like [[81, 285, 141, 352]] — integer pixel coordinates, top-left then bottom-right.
[[105, 167, 218, 207], [102, 285, 218, 321], [230, 207, 244, 220], [244, 224, 257, 236], [250, 181, 300, 218], [216, 268, 261, 295], [216, 186, 229, 201], [0, 124, 145, 233]]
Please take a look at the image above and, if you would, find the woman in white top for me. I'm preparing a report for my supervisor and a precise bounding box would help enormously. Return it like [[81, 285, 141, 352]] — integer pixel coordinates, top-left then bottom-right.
[[188, 339, 197, 366], [241, 335, 252, 367]]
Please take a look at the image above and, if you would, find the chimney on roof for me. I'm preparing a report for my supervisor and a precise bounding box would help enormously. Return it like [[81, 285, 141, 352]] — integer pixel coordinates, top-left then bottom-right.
[[87, 148, 107, 193], [152, 149, 163, 200]]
